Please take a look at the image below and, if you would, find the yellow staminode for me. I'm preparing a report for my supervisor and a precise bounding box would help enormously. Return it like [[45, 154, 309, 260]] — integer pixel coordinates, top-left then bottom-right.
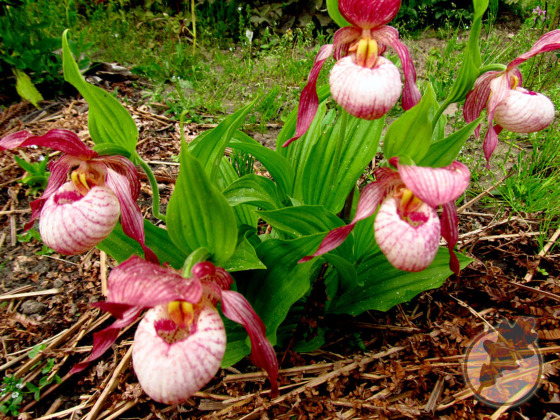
[[71, 171, 90, 194], [356, 37, 378, 68], [399, 188, 423, 214], [168, 301, 195, 329]]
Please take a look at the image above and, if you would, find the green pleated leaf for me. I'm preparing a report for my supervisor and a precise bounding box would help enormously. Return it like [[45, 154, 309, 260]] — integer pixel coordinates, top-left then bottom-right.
[[300, 111, 383, 213], [230, 131, 295, 198], [330, 248, 471, 315], [440, 0, 489, 107], [323, 253, 360, 287], [97, 221, 186, 269], [257, 205, 354, 260], [223, 232, 266, 272], [191, 98, 257, 181], [384, 84, 437, 162], [13, 68, 43, 108], [250, 234, 325, 342], [217, 158, 258, 228], [257, 205, 345, 238], [221, 234, 324, 366], [167, 146, 237, 266], [62, 30, 138, 152], [223, 174, 282, 210], [418, 117, 483, 167]]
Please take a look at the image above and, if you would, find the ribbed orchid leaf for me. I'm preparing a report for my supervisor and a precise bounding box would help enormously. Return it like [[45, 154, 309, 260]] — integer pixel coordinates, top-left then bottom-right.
[[419, 117, 483, 167], [62, 31, 138, 153], [97, 221, 187, 269], [330, 248, 471, 315], [440, 0, 489, 107], [326, 0, 351, 27], [249, 234, 325, 343], [300, 112, 383, 213], [220, 234, 324, 367], [383, 84, 436, 162], [223, 232, 266, 272], [216, 158, 258, 228], [257, 205, 345, 238], [167, 147, 237, 266], [13, 68, 43, 108], [222, 174, 283, 211], [191, 98, 257, 181], [230, 131, 295, 198]]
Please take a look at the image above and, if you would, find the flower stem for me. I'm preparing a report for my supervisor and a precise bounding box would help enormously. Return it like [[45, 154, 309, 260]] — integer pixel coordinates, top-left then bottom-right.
[[135, 155, 167, 223]]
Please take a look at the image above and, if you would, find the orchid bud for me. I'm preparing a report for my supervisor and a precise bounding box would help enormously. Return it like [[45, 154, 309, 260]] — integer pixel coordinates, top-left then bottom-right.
[[39, 182, 120, 255], [329, 56, 403, 120], [493, 88, 555, 133]]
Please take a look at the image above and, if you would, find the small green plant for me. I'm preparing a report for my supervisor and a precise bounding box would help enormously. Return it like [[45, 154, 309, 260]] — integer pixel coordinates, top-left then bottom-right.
[[14, 155, 50, 196], [230, 149, 255, 178], [17, 227, 55, 256], [0, 345, 61, 417]]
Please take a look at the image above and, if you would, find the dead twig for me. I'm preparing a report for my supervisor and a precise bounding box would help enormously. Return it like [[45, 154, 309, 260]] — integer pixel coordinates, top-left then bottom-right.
[[85, 344, 133, 420], [523, 225, 560, 282]]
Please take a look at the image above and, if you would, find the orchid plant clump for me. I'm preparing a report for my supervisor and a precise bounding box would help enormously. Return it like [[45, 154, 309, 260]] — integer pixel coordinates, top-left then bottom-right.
[[1, 0, 559, 406]]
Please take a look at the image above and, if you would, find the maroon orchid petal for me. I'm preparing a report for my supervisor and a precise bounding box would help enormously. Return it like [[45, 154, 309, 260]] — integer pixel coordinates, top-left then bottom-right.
[[299, 224, 356, 263], [463, 71, 500, 137], [39, 182, 121, 255], [300, 167, 401, 262], [374, 197, 441, 272], [397, 161, 470, 208], [372, 26, 420, 110], [93, 302, 136, 319], [107, 256, 202, 307], [0, 130, 33, 150], [1, 129, 97, 159], [339, 0, 401, 29], [441, 202, 460, 275], [132, 305, 227, 404], [482, 124, 503, 168], [101, 155, 141, 200], [483, 74, 511, 165], [333, 26, 362, 60], [283, 44, 334, 147], [104, 168, 158, 263], [508, 29, 560, 70], [220, 290, 279, 396], [70, 306, 142, 374]]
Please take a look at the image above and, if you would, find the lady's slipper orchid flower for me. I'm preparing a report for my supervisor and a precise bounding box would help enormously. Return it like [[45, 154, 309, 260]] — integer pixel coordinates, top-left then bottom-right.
[[71, 256, 278, 404], [284, 0, 421, 146], [301, 158, 470, 274], [464, 29, 560, 166], [0, 129, 155, 261]]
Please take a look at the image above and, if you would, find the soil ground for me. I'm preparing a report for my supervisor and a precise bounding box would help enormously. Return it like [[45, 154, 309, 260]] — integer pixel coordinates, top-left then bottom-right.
[[0, 30, 559, 420]]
